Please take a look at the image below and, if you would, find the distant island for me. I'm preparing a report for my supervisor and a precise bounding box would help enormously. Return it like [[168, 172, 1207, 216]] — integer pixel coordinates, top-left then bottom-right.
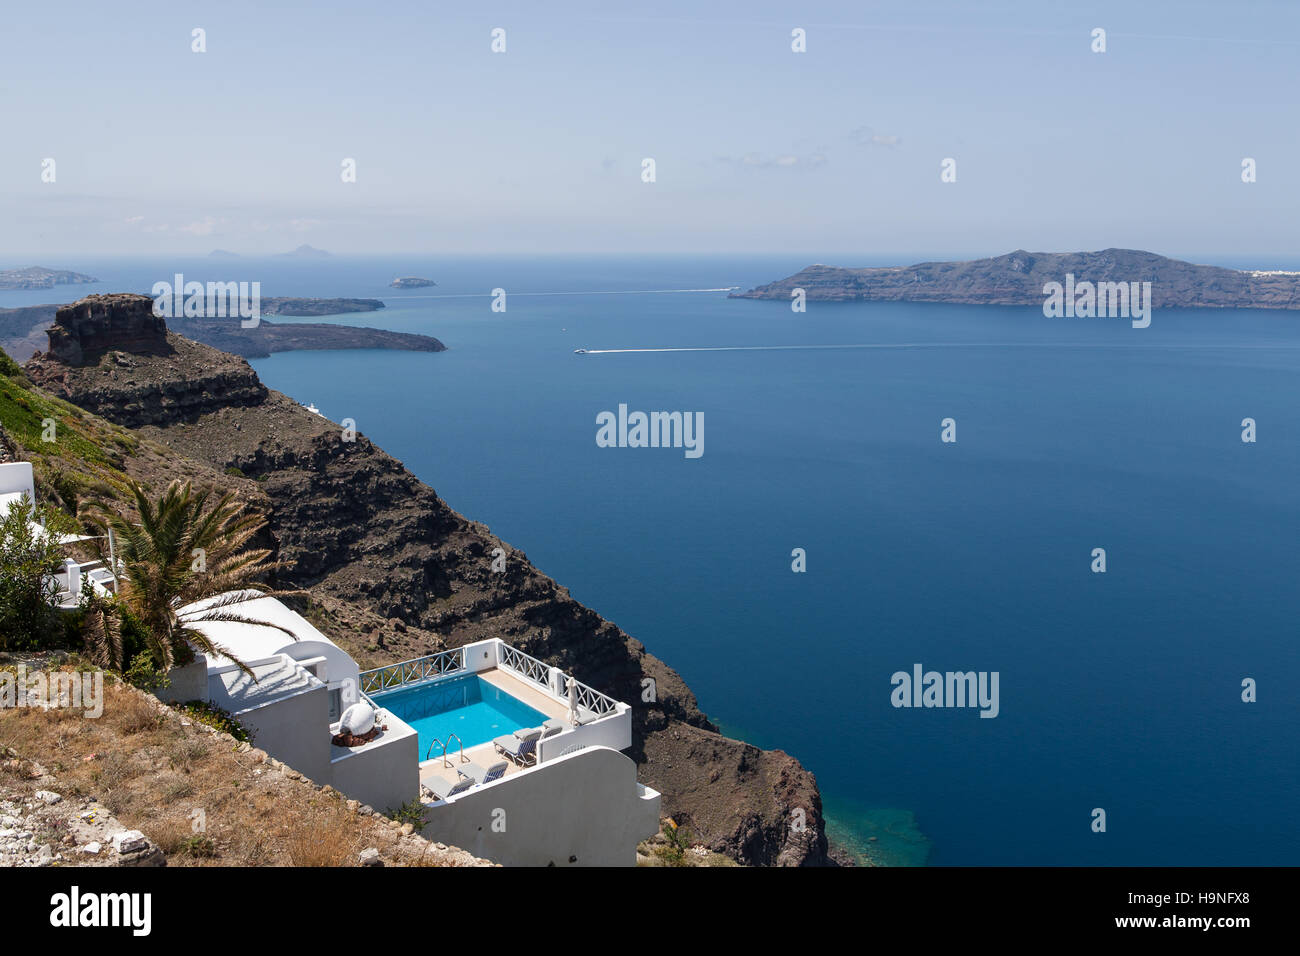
[[166, 315, 444, 358], [0, 266, 98, 291], [259, 297, 384, 316], [208, 249, 241, 259], [732, 249, 1300, 311], [0, 296, 435, 362], [390, 276, 436, 289], [276, 244, 331, 258]]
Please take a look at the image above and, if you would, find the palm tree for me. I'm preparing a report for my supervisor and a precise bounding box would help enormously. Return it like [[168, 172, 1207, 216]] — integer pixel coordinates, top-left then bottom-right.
[[81, 479, 300, 673]]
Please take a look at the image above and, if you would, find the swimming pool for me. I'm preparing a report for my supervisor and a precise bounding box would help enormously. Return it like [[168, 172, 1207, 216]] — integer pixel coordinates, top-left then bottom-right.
[[372, 673, 549, 761]]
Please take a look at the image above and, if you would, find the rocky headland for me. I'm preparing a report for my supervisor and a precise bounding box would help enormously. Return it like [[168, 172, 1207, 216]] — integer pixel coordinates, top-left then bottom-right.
[[1, 296, 444, 362]]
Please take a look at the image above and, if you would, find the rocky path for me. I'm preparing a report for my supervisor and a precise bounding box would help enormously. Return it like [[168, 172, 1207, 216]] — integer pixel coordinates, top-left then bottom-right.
[[0, 781, 163, 867]]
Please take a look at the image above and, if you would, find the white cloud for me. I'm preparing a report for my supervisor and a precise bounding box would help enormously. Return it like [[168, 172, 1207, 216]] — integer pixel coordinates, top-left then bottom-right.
[[178, 217, 219, 236], [849, 126, 902, 148], [720, 151, 828, 171]]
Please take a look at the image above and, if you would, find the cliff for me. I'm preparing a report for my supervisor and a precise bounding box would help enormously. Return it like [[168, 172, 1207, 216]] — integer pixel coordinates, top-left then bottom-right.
[[16, 293, 831, 866], [732, 248, 1300, 310], [25, 296, 269, 426], [43, 294, 168, 364], [1, 297, 445, 363]]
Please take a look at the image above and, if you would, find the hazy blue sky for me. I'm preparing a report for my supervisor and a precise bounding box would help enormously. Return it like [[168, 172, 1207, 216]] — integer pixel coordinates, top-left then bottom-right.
[[2, 0, 1297, 260]]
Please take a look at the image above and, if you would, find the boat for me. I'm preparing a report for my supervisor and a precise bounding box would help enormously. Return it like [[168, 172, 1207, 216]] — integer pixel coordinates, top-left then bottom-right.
[[573, 348, 587, 354]]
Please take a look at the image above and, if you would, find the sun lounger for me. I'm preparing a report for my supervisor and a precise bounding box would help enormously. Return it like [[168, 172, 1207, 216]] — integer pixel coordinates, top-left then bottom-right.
[[494, 727, 542, 765], [458, 760, 509, 785], [457, 761, 485, 782], [430, 775, 476, 799]]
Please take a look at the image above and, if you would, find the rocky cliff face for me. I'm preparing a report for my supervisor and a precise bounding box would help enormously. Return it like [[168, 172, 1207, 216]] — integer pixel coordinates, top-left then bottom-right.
[[3, 300, 445, 364], [44, 294, 168, 363], [24, 294, 269, 426], [733, 248, 1300, 309], [22, 294, 832, 866]]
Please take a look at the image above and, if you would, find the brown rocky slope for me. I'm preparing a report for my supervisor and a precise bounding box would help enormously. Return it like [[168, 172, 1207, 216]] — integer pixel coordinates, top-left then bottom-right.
[[23, 294, 831, 866]]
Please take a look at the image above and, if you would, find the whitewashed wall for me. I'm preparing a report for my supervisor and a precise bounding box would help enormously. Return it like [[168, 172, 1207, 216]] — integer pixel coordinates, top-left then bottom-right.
[[418, 746, 660, 867]]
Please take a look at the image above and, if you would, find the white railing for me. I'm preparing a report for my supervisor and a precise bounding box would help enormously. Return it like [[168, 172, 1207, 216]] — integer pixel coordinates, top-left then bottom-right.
[[570, 679, 619, 718], [359, 648, 464, 695], [498, 643, 551, 686], [497, 643, 619, 718]]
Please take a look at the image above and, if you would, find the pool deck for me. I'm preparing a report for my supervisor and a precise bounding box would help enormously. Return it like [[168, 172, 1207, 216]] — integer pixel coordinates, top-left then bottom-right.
[[416, 667, 571, 798]]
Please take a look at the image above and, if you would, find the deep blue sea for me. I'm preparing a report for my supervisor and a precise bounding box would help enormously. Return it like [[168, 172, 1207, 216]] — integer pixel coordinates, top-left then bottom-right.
[[6, 254, 1299, 865]]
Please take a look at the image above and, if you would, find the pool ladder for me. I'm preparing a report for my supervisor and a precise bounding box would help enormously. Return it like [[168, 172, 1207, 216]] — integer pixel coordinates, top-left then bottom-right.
[[424, 733, 467, 769]]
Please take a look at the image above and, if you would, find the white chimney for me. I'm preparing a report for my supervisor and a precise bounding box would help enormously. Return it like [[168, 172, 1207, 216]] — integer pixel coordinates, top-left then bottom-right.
[[63, 558, 81, 601]]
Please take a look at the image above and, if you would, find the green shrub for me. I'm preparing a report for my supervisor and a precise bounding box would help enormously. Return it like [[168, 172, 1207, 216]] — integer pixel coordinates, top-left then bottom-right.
[[386, 799, 428, 828], [657, 819, 694, 865], [124, 652, 171, 692], [0, 349, 25, 380], [177, 834, 217, 858], [0, 495, 72, 651], [175, 700, 252, 743]]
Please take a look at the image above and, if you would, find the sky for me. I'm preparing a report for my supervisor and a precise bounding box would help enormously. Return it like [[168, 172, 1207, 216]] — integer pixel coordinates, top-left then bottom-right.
[[1, 0, 1298, 260]]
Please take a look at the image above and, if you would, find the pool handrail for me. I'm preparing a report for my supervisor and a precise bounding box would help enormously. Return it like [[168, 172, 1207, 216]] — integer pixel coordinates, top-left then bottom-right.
[[444, 732, 466, 767]]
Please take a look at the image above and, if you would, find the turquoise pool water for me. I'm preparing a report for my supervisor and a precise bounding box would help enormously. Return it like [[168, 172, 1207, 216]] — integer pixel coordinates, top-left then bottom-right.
[[373, 673, 549, 761]]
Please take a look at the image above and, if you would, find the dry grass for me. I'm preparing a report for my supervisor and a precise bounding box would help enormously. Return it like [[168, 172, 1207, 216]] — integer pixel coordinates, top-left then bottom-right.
[[286, 808, 362, 866], [116, 692, 162, 735], [0, 673, 481, 866]]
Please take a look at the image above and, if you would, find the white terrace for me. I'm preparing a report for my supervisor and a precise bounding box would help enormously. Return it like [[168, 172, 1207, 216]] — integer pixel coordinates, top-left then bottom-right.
[[172, 608, 660, 866], [359, 641, 661, 866]]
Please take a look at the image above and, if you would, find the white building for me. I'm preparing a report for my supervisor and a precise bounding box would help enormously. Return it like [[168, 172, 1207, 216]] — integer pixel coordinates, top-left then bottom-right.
[[0, 461, 113, 607], [174, 592, 419, 814], [178, 598, 660, 866], [2, 460, 659, 866]]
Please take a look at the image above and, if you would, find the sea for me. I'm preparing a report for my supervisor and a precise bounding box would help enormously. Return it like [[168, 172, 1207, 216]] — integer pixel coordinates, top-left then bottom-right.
[[5, 253, 1298, 866]]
